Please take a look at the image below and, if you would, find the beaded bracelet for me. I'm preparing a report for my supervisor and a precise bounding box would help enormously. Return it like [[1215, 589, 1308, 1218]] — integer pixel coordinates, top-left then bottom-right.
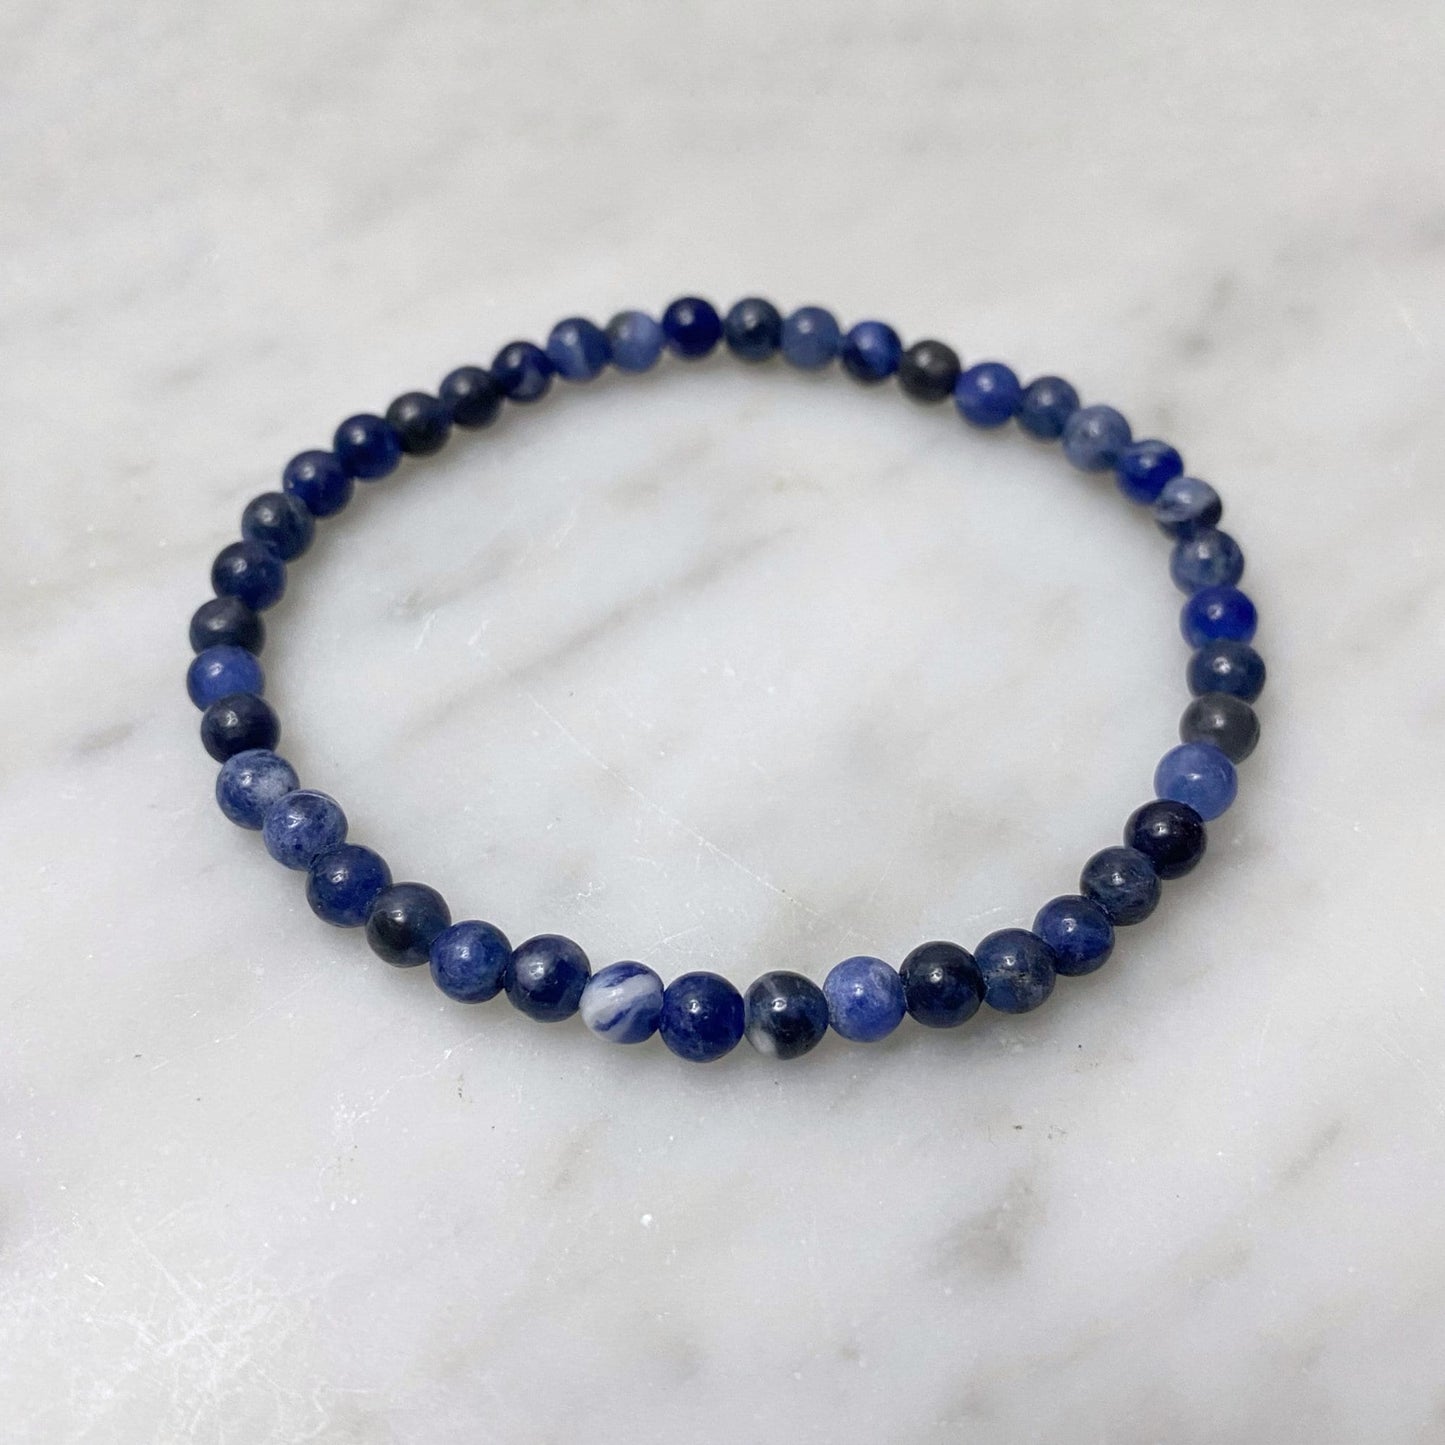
[[188, 296, 1264, 1064]]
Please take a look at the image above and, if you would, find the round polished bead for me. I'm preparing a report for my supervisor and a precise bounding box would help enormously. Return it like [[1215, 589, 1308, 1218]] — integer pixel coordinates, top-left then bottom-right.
[[1155, 742, 1237, 821], [781, 306, 841, 370], [744, 971, 830, 1059], [659, 971, 745, 1062], [187, 644, 263, 710], [306, 844, 392, 927], [899, 941, 984, 1028], [439, 366, 504, 428], [211, 540, 285, 612], [505, 934, 590, 1021], [1062, 404, 1132, 472], [241, 492, 315, 561], [822, 956, 906, 1043], [282, 449, 353, 518], [606, 311, 665, 372], [1153, 475, 1222, 538], [1181, 692, 1260, 763], [661, 296, 722, 359], [546, 317, 611, 381], [579, 961, 664, 1043], [1032, 895, 1114, 977], [840, 320, 902, 384], [1126, 799, 1208, 879], [953, 362, 1022, 428], [975, 929, 1057, 1014], [214, 748, 298, 830], [200, 692, 280, 762], [1182, 586, 1257, 647], [430, 919, 512, 1003], [1115, 439, 1183, 504], [722, 298, 783, 363], [1172, 529, 1244, 594], [1188, 639, 1266, 702], [262, 789, 347, 871], [898, 339, 960, 403], [491, 341, 554, 403], [1017, 376, 1080, 440], [366, 882, 452, 968], [333, 414, 403, 480], [385, 392, 452, 455], [189, 595, 265, 655], [1080, 845, 1161, 925]]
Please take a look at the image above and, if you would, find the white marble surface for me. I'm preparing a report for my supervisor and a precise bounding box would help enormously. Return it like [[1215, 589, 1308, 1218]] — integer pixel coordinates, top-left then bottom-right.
[[4, 2, 1445, 1440]]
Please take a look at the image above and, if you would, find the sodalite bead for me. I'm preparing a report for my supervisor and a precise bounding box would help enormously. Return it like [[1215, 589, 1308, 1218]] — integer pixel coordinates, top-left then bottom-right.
[[200, 693, 279, 761], [333, 414, 402, 480], [1062, 404, 1132, 472], [974, 929, 1057, 1013], [781, 306, 841, 370], [606, 311, 665, 373], [822, 956, 906, 1043], [723, 298, 783, 363], [439, 366, 504, 428], [659, 971, 745, 1062], [1017, 376, 1080, 440], [840, 321, 902, 384], [1181, 692, 1260, 763], [261, 790, 347, 870], [1188, 639, 1266, 702], [1115, 439, 1183, 504], [242, 492, 314, 561], [430, 919, 512, 1003], [505, 934, 590, 1021], [661, 297, 722, 359], [744, 971, 830, 1059], [1032, 896, 1114, 977], [385, 392, 452, 455], [546, 317, 611, 381], [953, 362, 1022, 428], [306, 844, 392, 927], [212, 540, 285, 611], [491, 341, 554, 402], [1181, 586, 1257, 647], [1127, 799, 1207, 879], [187, 645, 263, 709], [580, 961, 664, 1043], [1171, 529, 1244, 593], [282, 449, 353, 518], [1080, 845, 1161, 925], [214, 748, 298, 829], [899, 941, 983, 1028], [1155, 742, 1237, 821], [1154, 476, 1222, 539], [366, 882, 451, 967], [898, 339, 960, 404], [190, 595, 264, 655]]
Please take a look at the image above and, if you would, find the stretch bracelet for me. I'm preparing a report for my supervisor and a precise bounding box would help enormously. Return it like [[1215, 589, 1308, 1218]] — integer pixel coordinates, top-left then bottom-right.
[[187, 296, 1265, 1064]]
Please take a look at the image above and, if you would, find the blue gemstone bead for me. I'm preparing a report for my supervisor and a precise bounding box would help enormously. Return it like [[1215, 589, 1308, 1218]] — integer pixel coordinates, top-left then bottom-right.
[[546, 317, 611, 381], [1115, 439, 1183, 504], [333, 414, 402, 480], [1188, 639, 1266, 702], [1062, 404, 1132, 471], [659, 971, 745, 1062], [781, 306, 841, 370], [1171, 529, 1245, 593], [189, 595, 264, 655], [953, 361, 1023, 428], [1155, 742, 1238, 821], [975, 929, 1057, 1013], [282, 449, 353, 518], [187, 645, 263, 710], [491, 341, 554, 403], [899, 941, 984, 1028], [1153, 476, 1222, 539], [743, 971, 830, 1059], [840, 321, 903, 384], [306, 844, 392, 927], [212, 540, 286, 612], [606, 311, 665, 373], [261, 789, 347, 871], [385, 392, 452, 455], [579, 961, 664, 1043], [505, 934, 590, 1022], [1017, 376, 1080, 440], [1181, 586, 1257, 647], [214, 748, 298, 829], [367, 883, 451, 967], [430, 919, 513, 1003], [242, 492, 315, 561], [822, 956, 906, 1043], [1080, 846, 1161, 925], [661, 297, 722, 359], [439, 366, 504, 428], [722, 298, 783, 363], [1032, 895, 1115, 977], [200, 693, 279, 762]]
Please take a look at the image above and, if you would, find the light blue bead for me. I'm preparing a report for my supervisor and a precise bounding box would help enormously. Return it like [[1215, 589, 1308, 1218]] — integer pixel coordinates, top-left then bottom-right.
[[187, 645, 263, 709], [781, 307, 841, 370], [1171, 528, 1244, 593], [1154, 476, 1222, 539], [215, 748, 298, 829], [1155, 742, 1238, 821], [546, 317, 611, 381], [430, 920, 512, 1003], [1181, 586, 1257, 647], [261, 789, 347, 870], [1062, 405, 1132, 471], [580, 961, 664, 1044], [606, 311, 665, 372], [822, 955, 905, 1042]]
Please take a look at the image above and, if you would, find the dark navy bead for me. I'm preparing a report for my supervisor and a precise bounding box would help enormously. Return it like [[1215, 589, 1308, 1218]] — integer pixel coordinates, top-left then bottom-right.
[[1115, 439, 1183, 505], [579, 961, 664, 1043], [366, 882, 452, 968], [1017, 376, 1080, 440], [439, 366, 504, 428], [282, 449, 353, 518], [1181, 692, 1260, 763], [505, 934, 591, 1021], [1182, 586, 1257, 647], [659, 971, 745, 1062], [211, 540, 285, 612], [1153, 476, 1222, 539], [1126, 799, 1208, 879], [606, 311, 665, 373], [187, 644, 264, 710], [1032, 896, 1114, 977], [545, 317, 611, 381], [241, 491, 314, 561], [1171, 529, 1245, 593], [953, 362, 1022, 428], [215, 748, 298, 830], [661, 297, 722, 359], [306, 844, 392, 927], [899, 941, 984, 1028], [898, 339, 960, 403], [262, 789, 347, 871], [822, 956, 906, 1043], [1155, 742, 1237, 821], [385, 392, 452, 455], [1062, 405, 1132, 472], [1188, 639, 1266, 702], [1080, 846, 1161, 925], [743, 971, 830, 1059], [430, 919, 512, 1003], [840, 321, 903, 384], [722, 298, 783, 363], [200, 693, 279, 762], [189, 595, 265, 655], [491, 342, 554, 403], [333, 413, 403, 480], [975, 929, 1057, 1013], [781, 306, 841, 370]]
